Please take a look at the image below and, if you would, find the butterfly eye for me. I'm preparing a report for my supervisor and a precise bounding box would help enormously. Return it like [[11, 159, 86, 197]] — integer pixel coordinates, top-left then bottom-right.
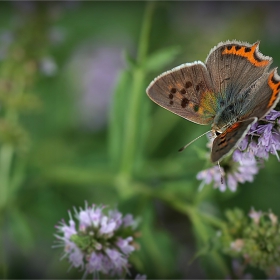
[[215, 131, 221, 136]]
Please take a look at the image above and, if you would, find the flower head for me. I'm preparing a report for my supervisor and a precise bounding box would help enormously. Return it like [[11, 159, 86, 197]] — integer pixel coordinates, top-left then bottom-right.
[[220, 208, 280, 278], [248, 207, 262, 225], [197, 156, 259, 192], [54, 203, 139, 278], [237, 110, 280, 161]]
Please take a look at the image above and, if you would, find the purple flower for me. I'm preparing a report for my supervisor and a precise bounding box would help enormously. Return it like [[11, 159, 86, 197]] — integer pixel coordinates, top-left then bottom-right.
[[197, 156, 259, 192], [67, 43, 127, 131], [39, 56, 57, 76], [105, 248, 129, 274], [86, 252, 105, 274], [54, 203, 138, 278], [248, 208, 262, 225], [229, 259, 252, 279], [100, 216, 117, 236], [68, 245, 84, 268], [0, 30, 14, 60], [123, 214, 136, 228], [237, 110, 280, 161], [117, 237, 135, 255]]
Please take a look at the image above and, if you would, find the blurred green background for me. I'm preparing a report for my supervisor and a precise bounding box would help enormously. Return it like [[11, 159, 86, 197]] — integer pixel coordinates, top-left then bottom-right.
[[0, 1, 280, 279]]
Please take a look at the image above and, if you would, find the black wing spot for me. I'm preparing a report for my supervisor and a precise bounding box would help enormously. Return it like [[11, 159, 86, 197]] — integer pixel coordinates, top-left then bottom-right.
[[185, 81, 192, 88], [195, 85, 200, 91], [245, 47, 251, 53], [169, 100, 174, 105], [169, 93, 173, 99], [170, 88, 177, 93], [180, 89, 186, 94], [181, 98, 189, 108], [235, 46, 241, 51], [228, 104, 235, 113], [227, 45, 232, 50]]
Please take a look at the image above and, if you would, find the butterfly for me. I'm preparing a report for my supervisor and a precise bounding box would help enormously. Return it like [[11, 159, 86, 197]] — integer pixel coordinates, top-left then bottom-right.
[[146, 40, 280, 162]]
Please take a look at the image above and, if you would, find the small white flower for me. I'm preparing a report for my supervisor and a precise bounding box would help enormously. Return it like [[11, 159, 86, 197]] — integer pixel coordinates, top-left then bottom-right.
[[230, 239, 244, 252], [248, 208, 262, 225]]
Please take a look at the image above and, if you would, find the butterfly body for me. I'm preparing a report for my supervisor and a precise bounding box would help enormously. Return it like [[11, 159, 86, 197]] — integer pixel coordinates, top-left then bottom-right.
[[146, 40, 280, 162]]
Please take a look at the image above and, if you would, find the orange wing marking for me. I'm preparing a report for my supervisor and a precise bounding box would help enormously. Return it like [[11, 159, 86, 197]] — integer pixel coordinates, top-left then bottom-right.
[[267, 69, 280, 108], [222, 42, 270, 67]]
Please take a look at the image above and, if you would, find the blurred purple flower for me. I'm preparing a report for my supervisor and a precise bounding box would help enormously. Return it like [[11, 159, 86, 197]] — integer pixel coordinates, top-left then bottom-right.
[[48, 27, 66, 46], [230, 259, 252, 279], [39, 56, 58, 76], [0, 30, 14, 60], [248, 207, 262, 225], [67, 41, 129, 131], [197, 156, 259, 192], [54, 202, 138, 278]]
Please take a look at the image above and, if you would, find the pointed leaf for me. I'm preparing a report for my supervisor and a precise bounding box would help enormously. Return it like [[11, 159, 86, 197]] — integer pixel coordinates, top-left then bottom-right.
[[144, 46, 181, 73]]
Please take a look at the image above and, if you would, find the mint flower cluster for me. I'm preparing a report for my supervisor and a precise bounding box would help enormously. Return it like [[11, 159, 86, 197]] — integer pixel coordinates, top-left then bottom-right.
[[54, 203, 139, 278], [197, 109, 280, 191], [219, 208, 280, 278], [236, 110, 280, 161]]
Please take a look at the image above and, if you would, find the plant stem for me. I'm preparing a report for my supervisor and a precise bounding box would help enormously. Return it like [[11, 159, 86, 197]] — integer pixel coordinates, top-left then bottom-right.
[[0, 144, 14, 210], [120, 1, 155, 179]]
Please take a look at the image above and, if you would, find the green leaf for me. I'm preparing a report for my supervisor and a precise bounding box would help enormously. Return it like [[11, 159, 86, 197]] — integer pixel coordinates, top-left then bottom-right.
[[132, 205, 179, 278], [189, 208, 229, 278], [144, 45, 181, 73]]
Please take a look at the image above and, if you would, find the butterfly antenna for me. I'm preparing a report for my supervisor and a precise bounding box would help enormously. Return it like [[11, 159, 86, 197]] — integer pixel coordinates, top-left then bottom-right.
[[178, 130, 212, 152], [217, 161, 224, 184]]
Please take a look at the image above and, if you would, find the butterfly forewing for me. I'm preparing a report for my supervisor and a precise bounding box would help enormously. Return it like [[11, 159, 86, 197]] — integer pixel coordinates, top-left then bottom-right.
[[206, 40, 272, 105], [211, 118, 257, 162], [146, 61, 217, 125]]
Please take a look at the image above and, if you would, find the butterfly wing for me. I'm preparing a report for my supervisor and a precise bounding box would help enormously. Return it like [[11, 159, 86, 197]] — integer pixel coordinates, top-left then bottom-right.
[[146, 61, 217, 125], [211, 118, 257, 162], [240, 68, 280, 120], [205, 40, 272, 105]]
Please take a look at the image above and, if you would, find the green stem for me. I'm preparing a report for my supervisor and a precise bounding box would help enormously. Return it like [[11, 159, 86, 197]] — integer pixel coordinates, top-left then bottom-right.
[[137, 2, 155, 63], [0, 66, 23, 210], [0, 228, 8, 278], [0, 144, 14, 210], [120, 1, 155, 178], [134, 181, 225, 229]]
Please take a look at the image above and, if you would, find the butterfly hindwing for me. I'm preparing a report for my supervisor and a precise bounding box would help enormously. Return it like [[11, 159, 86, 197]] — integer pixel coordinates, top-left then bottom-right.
[[240, 68, 280, 120], [211, 118, 257, 162], [146, 61, 217, 125]]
